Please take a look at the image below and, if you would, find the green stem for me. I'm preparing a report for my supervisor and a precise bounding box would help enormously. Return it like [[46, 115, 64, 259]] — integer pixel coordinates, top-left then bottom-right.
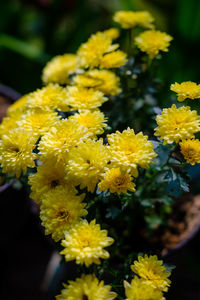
[[0, 33, 50, 63]]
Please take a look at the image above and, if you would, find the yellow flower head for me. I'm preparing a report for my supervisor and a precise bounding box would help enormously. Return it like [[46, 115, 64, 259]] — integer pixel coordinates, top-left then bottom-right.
[[124, 276, 164, 300], [66, 139, 110, 192], [100, 50, 127, 69], [7, 95, 28, 116], [180, 139, 200, 165], [0, 129, 37, 178], [135, 30, 173, 59], [98, 168, 136, 194], [131, 255, 171, 292], [38, 118, 88, 162], [56, 274, 117, 300], [113, 10, 154, 29], [107, 128, 156, 177], [0, 111, 23, 138], [18, 109, 60, 138], [42, 54, 77, 84], [28, 158, 76, 204], [103, 28, 120, 40], [69, 110, 107, 136], [26, 84, 69, 112], [73, 69, 121, 96], [40, 186, 87, 242], [67, 86, 108, 110], [170, 81, 200, 102], [154, 104, 200, 144], [77, 32, 118, 69], [60, 219, 114, 266]]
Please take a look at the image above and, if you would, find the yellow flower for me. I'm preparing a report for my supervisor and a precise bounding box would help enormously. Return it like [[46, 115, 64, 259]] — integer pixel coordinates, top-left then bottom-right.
[[98, 168, 136, 194], [113, 10, 154, 29], [66, 139, 110, 192], [0, 129, 37, 178], [0, 111, 23, 138], [77, 32, 118, 69], [7, 95, 28, 116], [69, 110, 107, 136], [124, 276, 164, 300], [103, 28, 120, 40], [38, 119, 88, 162], [67, 86, 108, 110], [26, 84, 69, 112], [180, 139, 200, 165], [56, 274, 117, 300], [40, 186, 87, 242], [73, 69, 121, 95], [131, 255, 171, 292], [100, 50, 127, 69], [170, 81, 200, 102], [154, 104, 200, 145], [135, 30, 173, 59], [28, 159, 76, 204], [60, 220, 114, 266], [42, 54, 77, 84], [18, 109, 60, 138], [107, 128, 156, 177]]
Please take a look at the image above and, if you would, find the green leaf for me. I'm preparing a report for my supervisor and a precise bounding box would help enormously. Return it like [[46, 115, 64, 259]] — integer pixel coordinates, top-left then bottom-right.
[[106, 206, 121, 219]]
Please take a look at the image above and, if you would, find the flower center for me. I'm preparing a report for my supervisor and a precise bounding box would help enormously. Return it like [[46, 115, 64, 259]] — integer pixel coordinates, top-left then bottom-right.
[[82, 294, 89, 300], [56, 209, 69, 221], [10, 146, 20, 152], [50, 179, 60, 188]]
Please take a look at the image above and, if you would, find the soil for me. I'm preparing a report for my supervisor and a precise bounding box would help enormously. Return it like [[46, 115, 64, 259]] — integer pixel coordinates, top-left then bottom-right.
[[155, 193, 200, 255]]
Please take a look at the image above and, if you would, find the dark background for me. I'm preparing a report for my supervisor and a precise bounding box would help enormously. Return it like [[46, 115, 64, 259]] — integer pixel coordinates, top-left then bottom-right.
[[1, 0, 200, 299]]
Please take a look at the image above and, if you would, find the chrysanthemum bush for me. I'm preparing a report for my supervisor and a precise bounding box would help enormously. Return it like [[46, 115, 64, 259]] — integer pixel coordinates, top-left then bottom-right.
[[1, 9, 200, 300]]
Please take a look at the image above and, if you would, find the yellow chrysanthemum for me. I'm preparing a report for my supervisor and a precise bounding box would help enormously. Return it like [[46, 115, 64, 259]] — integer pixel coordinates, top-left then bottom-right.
[[40, 186, 87, 242], [73, 69, 121, 96], [103, 28, 120, 40], [60, 219, 114, 266], [98, 168, 136, 194], [7, 95, 28, 116], [135, 30, 173, 59], [28, 159, 76, 204], [56, 274, 117, 300], [38, 118, 88, 162], [42, 54, 77, 84], [107, 128, 156, 177], [69, 110, 107, 136], [170, 81, 200, 102], [154, 104, 200, 145], [113, 10, 154, 29], [179, 139, 200, 165], [67, 86, 108, 110], [124, 276, 164, 300], [66, 139, 110, 192], [77, 32, 118, 69], [100, 50, 127, 69], [18, 109, 60, 138], [0, 129, 37, 178], [0, 111, 23, 138], [26, 84, 69, 112], [131, 255, 171, 292]]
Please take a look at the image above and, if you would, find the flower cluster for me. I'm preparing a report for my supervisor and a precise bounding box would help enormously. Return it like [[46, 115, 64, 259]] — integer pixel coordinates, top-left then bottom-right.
[[155, 84, 200, 165], [0, 9, 179, 300], [124, 255, 171, 300]]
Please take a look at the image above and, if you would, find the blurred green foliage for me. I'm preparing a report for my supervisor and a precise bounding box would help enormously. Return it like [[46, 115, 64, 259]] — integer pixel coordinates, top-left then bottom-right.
[[0, 0, 200, 99]]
